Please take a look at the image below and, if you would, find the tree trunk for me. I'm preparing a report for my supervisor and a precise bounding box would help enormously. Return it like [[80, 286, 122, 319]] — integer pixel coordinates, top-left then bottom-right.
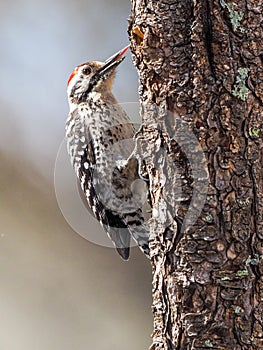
[[128, 0, 263, 349]]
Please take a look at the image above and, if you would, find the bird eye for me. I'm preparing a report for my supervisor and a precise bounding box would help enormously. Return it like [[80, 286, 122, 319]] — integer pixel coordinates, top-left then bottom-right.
[[82, 67, 92, 75]]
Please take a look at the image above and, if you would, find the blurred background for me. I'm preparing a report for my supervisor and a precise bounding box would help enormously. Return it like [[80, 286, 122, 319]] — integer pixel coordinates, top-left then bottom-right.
[[0, 0, 152, 349]]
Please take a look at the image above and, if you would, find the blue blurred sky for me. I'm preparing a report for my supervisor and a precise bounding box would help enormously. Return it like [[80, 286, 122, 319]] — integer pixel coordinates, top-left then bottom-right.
[[0, 0, 138, 179]]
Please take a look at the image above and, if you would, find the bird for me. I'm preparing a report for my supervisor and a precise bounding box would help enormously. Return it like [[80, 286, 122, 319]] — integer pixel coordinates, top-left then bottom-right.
[[66, 46, 150, 260]]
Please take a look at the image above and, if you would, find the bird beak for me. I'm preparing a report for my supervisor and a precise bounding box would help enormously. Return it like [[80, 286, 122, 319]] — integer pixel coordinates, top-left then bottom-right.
[[97, 45, 130, 78]]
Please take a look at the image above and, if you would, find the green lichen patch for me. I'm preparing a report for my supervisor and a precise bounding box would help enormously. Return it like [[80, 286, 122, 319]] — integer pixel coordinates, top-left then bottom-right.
[[236, 269, 248, 277], [246, 255, 261, 266], [249, 127, 261, 138], [203, 213, 213, 223], [204, 339, 213, 348], [232, 68, 250, 101], [220, 0, 245, 32], [237, 197, 250, 206], [221, 276, 231, 281], [234, 306, 242, 314]]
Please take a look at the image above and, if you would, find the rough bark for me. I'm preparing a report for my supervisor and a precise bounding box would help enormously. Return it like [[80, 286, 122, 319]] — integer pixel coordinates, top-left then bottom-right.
[[128, 0, 263, 349]]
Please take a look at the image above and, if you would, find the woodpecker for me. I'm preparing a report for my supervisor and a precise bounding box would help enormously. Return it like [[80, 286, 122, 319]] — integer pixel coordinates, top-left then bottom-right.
[[66, 46, 150, 260]]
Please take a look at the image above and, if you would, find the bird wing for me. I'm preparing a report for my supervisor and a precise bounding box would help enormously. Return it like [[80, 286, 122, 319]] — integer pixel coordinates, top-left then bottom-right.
[[79, 137, 131, 260], [66, 108, 131, 259]]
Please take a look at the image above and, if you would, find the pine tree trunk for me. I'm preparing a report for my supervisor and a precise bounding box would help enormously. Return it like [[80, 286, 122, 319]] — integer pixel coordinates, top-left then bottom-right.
[[128, 1, 263, 349]]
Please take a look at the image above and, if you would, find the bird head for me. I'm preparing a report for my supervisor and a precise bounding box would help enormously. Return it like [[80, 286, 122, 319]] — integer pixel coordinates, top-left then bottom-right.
[[67, 45, 129, 105]]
